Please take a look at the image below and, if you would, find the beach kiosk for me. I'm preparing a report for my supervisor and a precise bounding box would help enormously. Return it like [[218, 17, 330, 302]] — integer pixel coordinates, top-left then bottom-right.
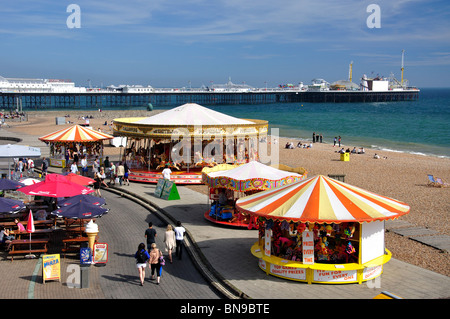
[[112, 103, 268, 184], [202, 161, 307, 228], [235, 175, 410, 284], [38, 125, 113, 168]]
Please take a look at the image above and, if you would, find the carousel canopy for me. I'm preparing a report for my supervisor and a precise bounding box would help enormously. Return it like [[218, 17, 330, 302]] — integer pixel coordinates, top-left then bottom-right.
[[236, 175, 410, 223], [38, 125, 113, 142], [134, 103, 254, 126], [202, 161, 306, 192]]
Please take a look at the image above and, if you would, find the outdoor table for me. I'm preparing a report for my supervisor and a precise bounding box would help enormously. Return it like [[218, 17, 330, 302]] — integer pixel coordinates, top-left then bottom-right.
[[8, 238, 49, 261]]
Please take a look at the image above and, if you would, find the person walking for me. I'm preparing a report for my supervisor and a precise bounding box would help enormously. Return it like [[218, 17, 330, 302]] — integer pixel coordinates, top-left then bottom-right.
[[163, 224, 176, 263], [161, 163, 172, 180], [41, 157, 48, 177], [134, 243, 150, 286], [149, 243, 163, 285], [145, 222, 157, 252], [174, 221, 186, 260], [81, 155, 88, 176], [93, 168, 108, 197], [116, 162, 125, 186], [338, 136, 341, 147], [123, 162, 130, 186], [109, 162, 116, 185]]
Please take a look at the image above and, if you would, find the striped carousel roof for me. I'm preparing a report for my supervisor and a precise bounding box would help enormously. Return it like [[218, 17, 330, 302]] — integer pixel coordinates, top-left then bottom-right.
[[39, 125, 113, 142], [235, 175, 410, 223]]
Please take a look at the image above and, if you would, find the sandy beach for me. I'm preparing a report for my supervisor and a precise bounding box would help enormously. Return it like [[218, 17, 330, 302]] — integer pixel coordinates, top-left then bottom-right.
[[3, 110, 449, 277]]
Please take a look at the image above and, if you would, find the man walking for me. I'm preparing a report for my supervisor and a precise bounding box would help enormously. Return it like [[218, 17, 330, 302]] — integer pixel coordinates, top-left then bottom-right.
[[145, 222, 157, 252], [174, 221, 186, 260]]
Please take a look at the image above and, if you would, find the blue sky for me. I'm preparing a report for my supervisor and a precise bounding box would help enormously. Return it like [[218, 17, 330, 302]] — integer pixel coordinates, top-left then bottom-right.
[[1, 0, 449, 88]]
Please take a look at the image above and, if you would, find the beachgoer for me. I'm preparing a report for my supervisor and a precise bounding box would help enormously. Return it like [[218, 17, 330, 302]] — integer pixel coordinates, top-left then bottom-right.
[[333, 137, 337, 147], [374, 153, 380, 159], [145, 222, 157, 252], [312, 132, 315, 143], [0, 226, 15, 250], [81, 155, 88, 176], [14, 219, 25, 232], [41, 157, 48, 177], [109, 162, 116, 185], [149, 243, 163, 285], [161, 164, 172, 180], [70, 161, 78, 174], [135, 243, 150, 286], [93, 169, 108, 197], [320, 134, 323, 143], [116, 162, 125, 186], [124, 162, 130, 186], [163, 224, 176, 263], [338, 136, 341, 147], [174, 221, 186, 260]]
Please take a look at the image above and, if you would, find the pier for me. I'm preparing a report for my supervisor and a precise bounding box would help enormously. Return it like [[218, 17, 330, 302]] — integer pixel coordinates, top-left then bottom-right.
[[0, 89, 419, 109]]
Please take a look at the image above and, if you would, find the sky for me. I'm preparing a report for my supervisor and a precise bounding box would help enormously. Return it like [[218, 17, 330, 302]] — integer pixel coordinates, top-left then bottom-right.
[[0, 0, 449, 88]]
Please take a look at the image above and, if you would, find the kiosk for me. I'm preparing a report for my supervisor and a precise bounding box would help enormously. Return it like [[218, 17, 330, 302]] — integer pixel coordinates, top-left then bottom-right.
[[236, 175, 410, 284]]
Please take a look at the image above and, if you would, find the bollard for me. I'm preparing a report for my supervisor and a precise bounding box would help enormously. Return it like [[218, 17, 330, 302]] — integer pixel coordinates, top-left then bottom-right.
[[80, 264, 90, 288]]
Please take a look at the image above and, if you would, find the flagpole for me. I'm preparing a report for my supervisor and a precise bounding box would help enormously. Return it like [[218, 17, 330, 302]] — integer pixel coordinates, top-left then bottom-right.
[[25, 209, 36, 259]]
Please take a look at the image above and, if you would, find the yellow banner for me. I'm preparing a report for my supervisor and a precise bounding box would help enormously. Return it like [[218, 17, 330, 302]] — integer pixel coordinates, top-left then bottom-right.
[[42, 254, 61, 283]]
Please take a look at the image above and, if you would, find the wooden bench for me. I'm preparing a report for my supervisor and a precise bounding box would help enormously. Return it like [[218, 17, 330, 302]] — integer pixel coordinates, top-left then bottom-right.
[[8, 239, 49, 261], [62, 237, 89, 258], [0, 220, 54, 229], [12, 228, 54, 239]]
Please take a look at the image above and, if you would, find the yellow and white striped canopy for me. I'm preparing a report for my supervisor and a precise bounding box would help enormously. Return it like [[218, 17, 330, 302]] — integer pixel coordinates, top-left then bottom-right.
[[39, 125, 113, 142], [235, 175, 410, 223]]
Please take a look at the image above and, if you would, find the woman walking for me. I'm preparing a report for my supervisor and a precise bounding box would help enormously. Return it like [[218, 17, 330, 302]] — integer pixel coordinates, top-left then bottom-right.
[[149, 243, 163, 285], [134, 243, 150, 286], [163, 224, 176, 263]]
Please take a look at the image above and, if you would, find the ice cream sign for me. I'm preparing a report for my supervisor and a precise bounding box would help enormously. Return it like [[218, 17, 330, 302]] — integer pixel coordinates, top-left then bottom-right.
[[302, 231, 314, 264]]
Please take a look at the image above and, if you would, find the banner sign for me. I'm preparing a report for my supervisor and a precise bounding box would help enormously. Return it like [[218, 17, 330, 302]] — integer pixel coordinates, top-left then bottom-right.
[[93, 243, 108, 264], [302, 231, 314, 264], [264, 229, 272, 256]]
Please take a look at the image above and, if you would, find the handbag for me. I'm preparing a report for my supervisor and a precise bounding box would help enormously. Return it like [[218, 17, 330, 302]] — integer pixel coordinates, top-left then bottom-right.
[[158, 253, 165, 266]]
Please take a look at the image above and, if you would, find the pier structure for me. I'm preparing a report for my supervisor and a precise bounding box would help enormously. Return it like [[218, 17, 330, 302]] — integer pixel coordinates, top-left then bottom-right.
[[0, 90, 419, 110]]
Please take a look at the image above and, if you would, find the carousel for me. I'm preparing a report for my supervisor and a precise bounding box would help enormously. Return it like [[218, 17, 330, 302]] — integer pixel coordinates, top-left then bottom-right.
[[38, 125, 114, 168], [112, 103, 268, 184], [235, 175, 410, 284], [202, 161, 307, 228]]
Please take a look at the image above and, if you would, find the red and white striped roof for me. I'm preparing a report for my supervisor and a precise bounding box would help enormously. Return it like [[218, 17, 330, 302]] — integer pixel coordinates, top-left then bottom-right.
[[39, 125, 113, 142], [236, 175, 410, 223]]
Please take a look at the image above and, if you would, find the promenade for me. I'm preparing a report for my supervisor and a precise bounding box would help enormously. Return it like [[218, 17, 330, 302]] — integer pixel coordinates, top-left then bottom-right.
[[0, 128, 449, 300]]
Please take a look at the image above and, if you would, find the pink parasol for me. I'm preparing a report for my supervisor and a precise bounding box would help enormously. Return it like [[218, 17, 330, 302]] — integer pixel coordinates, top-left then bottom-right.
[[18, 173, 94, 198]]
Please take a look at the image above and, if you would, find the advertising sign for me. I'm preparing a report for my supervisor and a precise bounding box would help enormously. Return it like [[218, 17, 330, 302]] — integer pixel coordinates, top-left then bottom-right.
[[302, 231, 314, 264], [313, 269, 357, 283], [93, 243, 108, 264], [270, 264, 306, 280], [264, 229, 272, 256], [154, 179, 165, 197], [80, 248, 92, 264], [160, 180, 180, 200], [42, 254, 61, 283]]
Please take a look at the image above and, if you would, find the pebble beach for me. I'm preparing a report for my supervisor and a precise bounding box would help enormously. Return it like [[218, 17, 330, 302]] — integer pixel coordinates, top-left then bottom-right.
[[3, 109, 449, 277]]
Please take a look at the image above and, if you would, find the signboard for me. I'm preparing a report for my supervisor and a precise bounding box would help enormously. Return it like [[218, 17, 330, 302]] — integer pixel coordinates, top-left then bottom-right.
[[154, 179, 165, 197], [264, 229, 272, 256], [270, 264, 306, 280], [302, 231, 314, 264], [93, 243, 108, 264], [313, 269, 357, 283], [160, 180, 180, 200], [42, 254, 61, 283], [80, 248, 92, 264]]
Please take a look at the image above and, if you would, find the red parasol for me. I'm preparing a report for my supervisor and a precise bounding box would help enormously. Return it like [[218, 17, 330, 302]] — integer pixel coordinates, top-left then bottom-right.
[[18, 173, 94, 198], [64, 173, 95, 186], [25, 209, 36, 259]]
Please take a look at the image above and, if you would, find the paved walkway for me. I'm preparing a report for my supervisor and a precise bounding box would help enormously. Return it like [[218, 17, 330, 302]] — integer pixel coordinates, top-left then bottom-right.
[[1, 127, 449, 299]]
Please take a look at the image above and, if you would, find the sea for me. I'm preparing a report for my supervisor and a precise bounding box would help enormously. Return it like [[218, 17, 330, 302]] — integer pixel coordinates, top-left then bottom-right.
[[23, 87, 450, 159]]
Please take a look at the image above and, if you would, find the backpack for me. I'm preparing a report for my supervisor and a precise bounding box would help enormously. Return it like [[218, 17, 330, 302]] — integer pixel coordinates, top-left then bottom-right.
[[136, 250, 148, 263]]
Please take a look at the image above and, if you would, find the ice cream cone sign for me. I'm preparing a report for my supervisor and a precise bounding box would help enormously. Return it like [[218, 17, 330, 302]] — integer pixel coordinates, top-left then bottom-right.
[[86, 219, 99, 251], [26, 210, 35, 233]]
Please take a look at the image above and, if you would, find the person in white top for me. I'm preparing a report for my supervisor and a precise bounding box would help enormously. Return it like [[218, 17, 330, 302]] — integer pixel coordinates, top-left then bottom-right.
[[161, 164, 172, 180], [70, 161, 78, 174], [174, 221, 186, 260]]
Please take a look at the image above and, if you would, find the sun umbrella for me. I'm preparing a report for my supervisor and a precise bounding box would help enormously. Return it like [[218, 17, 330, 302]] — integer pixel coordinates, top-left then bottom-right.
[[64, 173, 95, 186], [19, 178, 41, 186], [0, 197, 25, 213], [0, 144, 41, 180], [25, 209, 36, 259], [0, 179, 25, 190], [236, 175, 410, 224], [57, 194, 106, 207], [18, 173, 94, 198], [51, 200, 108, 219]]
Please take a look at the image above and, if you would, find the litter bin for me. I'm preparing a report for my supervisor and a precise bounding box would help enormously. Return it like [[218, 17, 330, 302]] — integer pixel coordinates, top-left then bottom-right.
[[340, 152, 350, 162], [80, 264, 90, 288]]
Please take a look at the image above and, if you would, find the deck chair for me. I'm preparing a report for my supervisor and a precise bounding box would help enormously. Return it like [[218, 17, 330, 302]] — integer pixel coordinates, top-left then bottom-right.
[[435, 177, 449, 188], [427, 174, 438, 186]]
